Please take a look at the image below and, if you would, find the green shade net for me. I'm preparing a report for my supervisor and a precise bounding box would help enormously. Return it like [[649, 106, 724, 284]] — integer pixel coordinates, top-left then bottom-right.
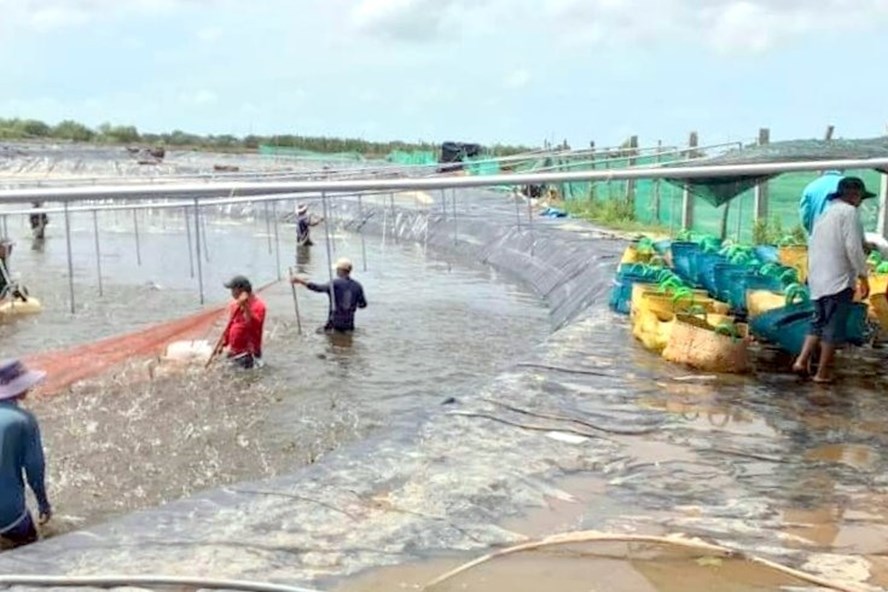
[[665, 138, 888, 207]]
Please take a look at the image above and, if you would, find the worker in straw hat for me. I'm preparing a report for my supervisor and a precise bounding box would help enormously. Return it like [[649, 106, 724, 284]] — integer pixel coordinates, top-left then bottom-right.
[[295, 203, 324, 248], [0, 359, 51, 549], [291, 257, 367, 332]]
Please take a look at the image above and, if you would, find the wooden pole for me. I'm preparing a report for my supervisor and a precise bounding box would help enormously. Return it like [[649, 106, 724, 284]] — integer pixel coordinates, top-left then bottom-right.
[[588, 140, 597, 201], [753, 127, 770, 222], [624, 135, 638, 212], [652, 139, 662, 223], [879, 126, 888, 238], [680, 131, 698, 230]]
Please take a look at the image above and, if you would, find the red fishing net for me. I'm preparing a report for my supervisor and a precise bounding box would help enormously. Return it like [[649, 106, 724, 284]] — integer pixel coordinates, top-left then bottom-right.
[[21, 279, 281, 396]]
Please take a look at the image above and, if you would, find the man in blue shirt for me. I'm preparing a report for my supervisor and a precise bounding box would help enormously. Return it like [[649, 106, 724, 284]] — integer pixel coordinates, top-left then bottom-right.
[[800, 171, 844, 235], [0, 359, 51, 548], [291, 257, 367, 332]]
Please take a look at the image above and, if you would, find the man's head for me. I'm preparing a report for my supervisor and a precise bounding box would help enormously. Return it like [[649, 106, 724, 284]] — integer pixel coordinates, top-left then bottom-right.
[[334, 257, 353, 278], [296, 204, 309, 216], [224, 275, 253, 299], [833, 176, 876, 208], [0, 359, 46, 402]]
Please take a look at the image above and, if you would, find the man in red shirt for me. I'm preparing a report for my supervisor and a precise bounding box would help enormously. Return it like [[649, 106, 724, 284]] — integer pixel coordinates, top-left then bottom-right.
[[219, 275, 266, 369]]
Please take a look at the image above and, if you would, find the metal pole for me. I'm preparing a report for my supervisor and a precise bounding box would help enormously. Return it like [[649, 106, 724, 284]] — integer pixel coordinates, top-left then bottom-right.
[[201, 207, 210, 262], [288, 266, 303, 335], [357, 193, 368, 272], [736, 193, 744, 243], [514, 190, 522, 228], [452, 188, 458, 245], [272, 201, 282, 280], [264, 202, 273, 254], [92, 210, 103, 296], [390, 192, 397, 243], [527, 192, 535, 257], [133, 209, 142, 266], [184, 206, 195, 278], [440, 189, 447, 219], [1, 215, 7, 238], [63, 202, 75, 313], [194, 198, 205, 305], [320, 192, 335, 323]]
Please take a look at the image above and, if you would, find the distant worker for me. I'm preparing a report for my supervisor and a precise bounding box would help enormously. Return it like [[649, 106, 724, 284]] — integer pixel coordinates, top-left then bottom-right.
[[0, 359, 52, 549], [291, 257, 366, 332], [216, 275, 266, 369], [792, 177, 873, 383], [29, 203, 48, 240], [295, 204, 323, 247], [799, 170, 844, 235], [0, 240, 10, 299]]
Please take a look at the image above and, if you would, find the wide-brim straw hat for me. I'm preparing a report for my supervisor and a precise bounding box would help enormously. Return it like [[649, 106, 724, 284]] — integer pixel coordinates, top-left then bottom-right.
[[0, 359, 46, 400]]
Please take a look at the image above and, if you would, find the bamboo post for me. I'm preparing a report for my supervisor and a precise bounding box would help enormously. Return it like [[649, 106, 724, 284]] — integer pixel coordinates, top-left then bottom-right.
[[680, 131, 698, 230], [753, 127, 770, 222]]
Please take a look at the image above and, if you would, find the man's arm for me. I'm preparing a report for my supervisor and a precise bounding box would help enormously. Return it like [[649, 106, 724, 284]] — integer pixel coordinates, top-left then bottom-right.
[[843, 210, 870, 298], [23, 417, 51, 522], [357, 285, 367, 309]]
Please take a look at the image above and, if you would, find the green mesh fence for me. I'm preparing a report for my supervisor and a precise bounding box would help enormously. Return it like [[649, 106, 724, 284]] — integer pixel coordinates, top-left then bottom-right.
[[386, 150, 437, 166]]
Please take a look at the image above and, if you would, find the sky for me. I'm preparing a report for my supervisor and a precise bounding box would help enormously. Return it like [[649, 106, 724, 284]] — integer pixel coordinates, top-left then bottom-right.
[[0, 0, 886, 149]]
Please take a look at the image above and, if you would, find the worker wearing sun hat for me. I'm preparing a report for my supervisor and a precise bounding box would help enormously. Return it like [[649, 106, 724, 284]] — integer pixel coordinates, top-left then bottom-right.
[[0, 359, 51, 548], [793, 177, 874, 383], [291, 257, 367, 332], [295, 203, 323, 248]]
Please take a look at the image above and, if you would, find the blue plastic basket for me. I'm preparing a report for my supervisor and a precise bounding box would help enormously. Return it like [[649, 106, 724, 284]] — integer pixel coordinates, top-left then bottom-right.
[[774, 303, 869, 355], [669, 242, 700, 285]]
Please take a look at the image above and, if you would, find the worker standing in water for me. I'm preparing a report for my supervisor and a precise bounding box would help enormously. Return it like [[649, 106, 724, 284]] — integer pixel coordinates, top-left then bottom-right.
[[29, 203, 48, 240], [792, 177, 873, 383], [0, 359, 52, 549], [295, 204, 323, 248], [291, 257, 366, 333], [215, 275, 266, 369]]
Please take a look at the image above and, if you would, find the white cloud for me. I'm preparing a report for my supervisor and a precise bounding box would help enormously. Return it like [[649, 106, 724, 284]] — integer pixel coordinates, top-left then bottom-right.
[[180, 89, 218, 106], [349, 0, 470, 41], [542, 0, 888, 53], [348, 0, 888, 54], [504, 69, 531, 89], [196, 26, 224, 44], [0, 0, 222, 33]]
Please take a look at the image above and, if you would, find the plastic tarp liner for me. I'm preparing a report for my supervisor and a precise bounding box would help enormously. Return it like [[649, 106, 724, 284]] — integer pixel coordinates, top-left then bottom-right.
[[664, 137, 888, 207], [0, 192, 879, 591]]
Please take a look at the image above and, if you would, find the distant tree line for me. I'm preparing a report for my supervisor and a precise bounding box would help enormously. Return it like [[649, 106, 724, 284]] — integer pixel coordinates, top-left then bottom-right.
[[0, 117, 532, 157]]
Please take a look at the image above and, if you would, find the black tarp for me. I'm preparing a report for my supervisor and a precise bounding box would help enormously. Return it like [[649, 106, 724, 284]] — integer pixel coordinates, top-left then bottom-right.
[[439, 141, 483, 171], [664, 137, 888, 207]]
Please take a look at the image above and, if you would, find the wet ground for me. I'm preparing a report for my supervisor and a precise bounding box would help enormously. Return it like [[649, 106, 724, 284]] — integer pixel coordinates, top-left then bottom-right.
[[0, 207, 549, 534]]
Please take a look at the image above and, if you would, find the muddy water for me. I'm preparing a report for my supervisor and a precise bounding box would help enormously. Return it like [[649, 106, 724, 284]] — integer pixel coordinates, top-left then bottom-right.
[[334, 546, 801, 592], [0, 208, 548, 534]]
